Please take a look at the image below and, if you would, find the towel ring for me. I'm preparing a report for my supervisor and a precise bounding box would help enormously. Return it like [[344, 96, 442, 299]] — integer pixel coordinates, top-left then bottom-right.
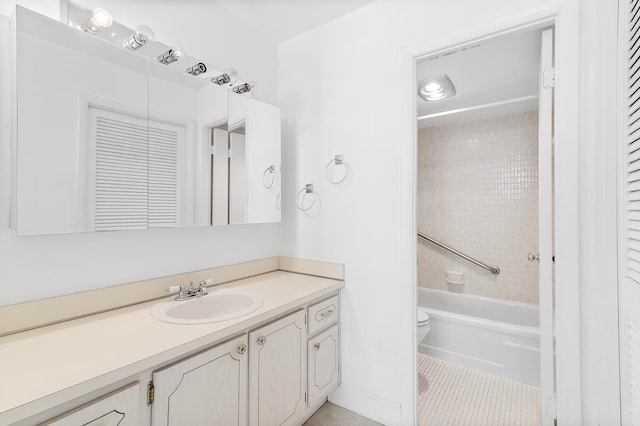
[[326, 155, 349, 184], [263, 165, 276, 189], [296, 184, 317, 211]]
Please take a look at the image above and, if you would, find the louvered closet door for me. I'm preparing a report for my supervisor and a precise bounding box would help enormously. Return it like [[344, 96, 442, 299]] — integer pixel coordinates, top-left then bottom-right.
[[88, 107, 182, 231], [148, 121, 181, 228], [89, 108, 149, 231], [621, 0, 640, 423]]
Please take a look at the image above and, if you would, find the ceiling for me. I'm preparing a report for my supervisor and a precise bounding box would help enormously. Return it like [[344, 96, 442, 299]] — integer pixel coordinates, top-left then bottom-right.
[[215, 0, 379, 43], [417, 29, 544, 128]]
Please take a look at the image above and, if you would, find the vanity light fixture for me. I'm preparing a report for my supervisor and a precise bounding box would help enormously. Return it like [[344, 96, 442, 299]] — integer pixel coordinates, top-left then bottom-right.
[[232, 81, 256, 94], [186, 63, 207, 75], [122, 25, 155, 50], [157, 48, 184, 65], [418, 74, 456, 101], [82, 8, 113, 33], [211, 68, 238, 85]]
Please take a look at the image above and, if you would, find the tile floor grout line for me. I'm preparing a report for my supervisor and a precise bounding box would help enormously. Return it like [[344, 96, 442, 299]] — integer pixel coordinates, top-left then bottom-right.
[[417, 353, 541, 426]]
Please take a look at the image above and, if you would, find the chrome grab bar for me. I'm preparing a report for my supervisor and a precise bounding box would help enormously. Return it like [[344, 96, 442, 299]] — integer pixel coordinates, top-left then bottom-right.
[[417, 232, 501, 275]]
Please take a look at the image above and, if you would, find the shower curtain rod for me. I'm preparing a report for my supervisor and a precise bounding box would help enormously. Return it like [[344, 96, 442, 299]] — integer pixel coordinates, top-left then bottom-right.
[[417, 231, 501, 275]]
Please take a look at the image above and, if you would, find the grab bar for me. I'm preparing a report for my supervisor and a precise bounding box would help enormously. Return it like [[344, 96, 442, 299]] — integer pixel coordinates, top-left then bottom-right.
[[417, 232, 500, 275]]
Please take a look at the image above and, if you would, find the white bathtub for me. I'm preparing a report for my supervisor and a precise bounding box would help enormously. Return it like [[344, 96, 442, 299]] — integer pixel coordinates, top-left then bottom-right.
[[418, 287, 540, 386]]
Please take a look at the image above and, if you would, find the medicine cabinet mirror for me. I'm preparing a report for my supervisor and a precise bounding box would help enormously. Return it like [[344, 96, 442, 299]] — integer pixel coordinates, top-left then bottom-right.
[[13, 6, 281, 236]]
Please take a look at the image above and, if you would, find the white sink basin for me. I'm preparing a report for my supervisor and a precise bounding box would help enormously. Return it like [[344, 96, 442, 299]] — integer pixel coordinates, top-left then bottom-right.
[[151, 289, 263, 325]]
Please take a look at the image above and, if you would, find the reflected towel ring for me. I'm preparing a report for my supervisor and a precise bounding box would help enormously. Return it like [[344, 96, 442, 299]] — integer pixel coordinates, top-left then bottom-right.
[[263, 165, 276, 189], [276, 192, 281, 211], [296, 184, 317, 211], [326, 155, 349, 184]]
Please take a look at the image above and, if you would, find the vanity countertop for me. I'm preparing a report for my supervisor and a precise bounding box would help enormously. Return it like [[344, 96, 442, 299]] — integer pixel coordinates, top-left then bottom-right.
[[0, 271, 343, 423]]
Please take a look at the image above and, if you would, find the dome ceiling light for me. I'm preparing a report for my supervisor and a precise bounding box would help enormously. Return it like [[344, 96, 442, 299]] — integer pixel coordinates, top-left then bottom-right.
[[418, 74, 456, 101]]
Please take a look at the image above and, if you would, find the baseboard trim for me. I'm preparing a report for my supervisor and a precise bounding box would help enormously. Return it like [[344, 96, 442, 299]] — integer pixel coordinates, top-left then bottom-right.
[[328, 383, 403, 425]]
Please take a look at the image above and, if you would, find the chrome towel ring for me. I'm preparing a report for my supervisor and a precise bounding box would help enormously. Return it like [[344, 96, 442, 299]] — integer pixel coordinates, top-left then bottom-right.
[[325, 155, 349, 184], [296, 184, 317, 211]]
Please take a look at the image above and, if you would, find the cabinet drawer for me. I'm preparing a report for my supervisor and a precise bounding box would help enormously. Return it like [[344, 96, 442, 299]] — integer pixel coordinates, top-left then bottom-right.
[[308, 295, 338, 335]]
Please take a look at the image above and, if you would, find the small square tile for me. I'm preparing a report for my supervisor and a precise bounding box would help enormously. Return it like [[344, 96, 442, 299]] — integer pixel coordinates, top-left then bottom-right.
[[418, 353, 541, 426]]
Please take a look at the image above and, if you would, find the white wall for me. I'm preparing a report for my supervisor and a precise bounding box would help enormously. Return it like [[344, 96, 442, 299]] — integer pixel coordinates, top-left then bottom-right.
[[418, 112, 540, 304], [279, 0, 583, 424], [0, 0, 281, 306]]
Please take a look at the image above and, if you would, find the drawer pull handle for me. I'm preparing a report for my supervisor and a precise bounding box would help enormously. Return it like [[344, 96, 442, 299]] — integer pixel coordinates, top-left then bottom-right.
[[238, 344, 247, 354], [315, 306, 336, 321], [314, 343, 321, 350], [257, 336, 267, 345]]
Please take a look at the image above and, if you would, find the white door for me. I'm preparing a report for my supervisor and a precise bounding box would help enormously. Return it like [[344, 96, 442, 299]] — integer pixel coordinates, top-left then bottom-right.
[[538, 27, 556, 426], [211, 127, 230, 225], [620, 0, 640, 422], [249, 310, 306, 426], [151, 335, 249, 426]]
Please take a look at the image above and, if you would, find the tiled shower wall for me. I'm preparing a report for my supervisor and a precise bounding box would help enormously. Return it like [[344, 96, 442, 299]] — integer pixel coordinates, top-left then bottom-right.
[[417, 111, 539, 304]]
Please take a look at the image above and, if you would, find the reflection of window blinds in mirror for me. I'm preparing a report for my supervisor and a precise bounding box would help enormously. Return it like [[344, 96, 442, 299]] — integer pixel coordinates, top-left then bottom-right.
[[148, 125, 178, 228], [92, 109, 179, 231], [94, 114, 149, 231]]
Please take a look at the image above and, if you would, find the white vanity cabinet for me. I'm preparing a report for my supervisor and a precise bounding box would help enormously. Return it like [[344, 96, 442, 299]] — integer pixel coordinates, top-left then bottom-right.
[[5, 281, 343, 426], [150, 335, 248, 426], [306, 296, 340, 408], [248, 310, 306, 426], [41, 382, 141, 425], [307, 325, 340, 407]]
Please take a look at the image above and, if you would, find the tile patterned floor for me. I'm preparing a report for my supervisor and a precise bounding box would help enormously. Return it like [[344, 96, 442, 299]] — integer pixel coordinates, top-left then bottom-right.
[[305, 354, 540, 426], [418, 353, 541, 426]]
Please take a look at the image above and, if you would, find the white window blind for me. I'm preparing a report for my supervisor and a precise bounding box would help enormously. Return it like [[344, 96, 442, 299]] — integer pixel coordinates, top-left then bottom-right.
[[148, 125, 178, 228], [626, 0, 640, 284], [89, 107, 180, 231]]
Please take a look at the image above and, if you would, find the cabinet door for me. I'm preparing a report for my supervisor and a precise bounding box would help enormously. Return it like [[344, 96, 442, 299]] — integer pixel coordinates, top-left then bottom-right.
[[308, 324, 340, 406], [249, 310, 306, 426], [151, 335, 248, 426], [41, 382, 140, 425]]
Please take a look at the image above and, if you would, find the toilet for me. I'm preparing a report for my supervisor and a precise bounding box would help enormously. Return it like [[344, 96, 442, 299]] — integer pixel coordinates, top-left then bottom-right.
[[417, 307, 431, 344]]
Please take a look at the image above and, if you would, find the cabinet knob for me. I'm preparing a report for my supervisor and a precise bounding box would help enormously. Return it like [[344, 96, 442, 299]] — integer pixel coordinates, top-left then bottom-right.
[[314, 343, 321, 350], [237, 344, 247, 354], [257, 335, 267, 345]]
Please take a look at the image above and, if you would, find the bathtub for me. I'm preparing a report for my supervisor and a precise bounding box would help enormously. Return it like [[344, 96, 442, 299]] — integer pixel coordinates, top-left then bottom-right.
[[418, 287, 540, 386]]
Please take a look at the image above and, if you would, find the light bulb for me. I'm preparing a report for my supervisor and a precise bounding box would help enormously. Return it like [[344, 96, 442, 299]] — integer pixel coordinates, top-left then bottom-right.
[[224, 68, 238, 83], [135, 25, 155, 42], [210, 68, 238, 85], [186, 62, 207, 75], [83, 8, 113, 33], [157, 47, 184, 64], [233, 81, 257, 94], [424, 82, 441, 92], [123, 25, 156, 50], [172, 48, 184, 60]]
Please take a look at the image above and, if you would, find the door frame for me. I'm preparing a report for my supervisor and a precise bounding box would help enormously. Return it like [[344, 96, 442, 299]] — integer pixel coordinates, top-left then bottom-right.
[[406, 4, 585, 424]]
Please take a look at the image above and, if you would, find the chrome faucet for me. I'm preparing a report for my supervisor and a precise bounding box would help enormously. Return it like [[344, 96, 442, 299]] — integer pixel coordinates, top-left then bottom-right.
[[175, 280, 209, 301]]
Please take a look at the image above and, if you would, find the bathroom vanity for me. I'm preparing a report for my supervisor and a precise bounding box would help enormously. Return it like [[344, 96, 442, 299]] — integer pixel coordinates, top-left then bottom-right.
[[0, 270, 342, 425]]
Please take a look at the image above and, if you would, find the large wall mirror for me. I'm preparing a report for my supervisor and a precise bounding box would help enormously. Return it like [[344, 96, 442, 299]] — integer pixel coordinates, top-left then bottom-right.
[[13, 6, 281, 236]]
